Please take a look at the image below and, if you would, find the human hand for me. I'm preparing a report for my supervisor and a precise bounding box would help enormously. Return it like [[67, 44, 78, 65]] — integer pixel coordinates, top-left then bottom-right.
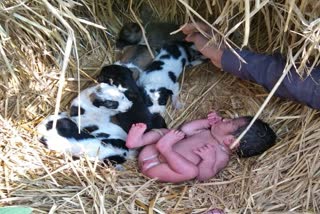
[[194, 144, 216, 161], [207, 111, 222, 125], [181, 22, 223, 69]]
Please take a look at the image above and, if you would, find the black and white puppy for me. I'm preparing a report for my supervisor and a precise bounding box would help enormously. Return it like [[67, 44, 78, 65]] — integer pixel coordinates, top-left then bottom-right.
[[137, 42, 205, 114], [69, 82, 132, 138], [115, 44, 154, 79], [97, 64, 167, 132], [37, 112, 135, 164]]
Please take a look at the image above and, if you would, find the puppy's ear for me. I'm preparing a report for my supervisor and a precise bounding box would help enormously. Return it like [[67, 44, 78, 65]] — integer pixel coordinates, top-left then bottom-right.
[[115, 49, 124, 61], [158, 87, 173, 97], [158, 87, 173, 105], [130, 67, 140, 80], [89, 92, 99, 105], [124, 90, 138, 101], [90, 92, 119, 109], [39, 136, 48, 147], [96, 73, 105, 83], [97, 66, 114, 83]]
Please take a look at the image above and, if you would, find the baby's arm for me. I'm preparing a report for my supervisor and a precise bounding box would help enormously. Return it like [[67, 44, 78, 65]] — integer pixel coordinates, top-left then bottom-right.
[[193, 144, 218, 181], [194, 143, 230, 181], [180, 111, 222, 136], [179, 119, 210, 136]]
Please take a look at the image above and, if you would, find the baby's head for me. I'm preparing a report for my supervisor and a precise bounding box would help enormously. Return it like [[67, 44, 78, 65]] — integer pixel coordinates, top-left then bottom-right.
[[232, 116, 277, 158], [211, 116, 277, 158]]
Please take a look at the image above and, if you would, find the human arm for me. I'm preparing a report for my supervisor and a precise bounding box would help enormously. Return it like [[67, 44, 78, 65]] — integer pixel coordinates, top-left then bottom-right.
[[221, 49, 320, 109], [182, 22, 320, 109], [206, 44, 320, 109], [182, 23, 223, 69]]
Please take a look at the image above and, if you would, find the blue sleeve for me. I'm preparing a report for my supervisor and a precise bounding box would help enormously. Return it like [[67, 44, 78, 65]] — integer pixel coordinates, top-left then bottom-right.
[[221, 49, 320, 109]]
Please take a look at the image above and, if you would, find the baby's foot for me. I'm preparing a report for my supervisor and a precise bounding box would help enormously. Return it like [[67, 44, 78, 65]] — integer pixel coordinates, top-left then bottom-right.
[[207, 111, 222, 125], [156, 130, 185, 153], [126, 123, 147, 149]]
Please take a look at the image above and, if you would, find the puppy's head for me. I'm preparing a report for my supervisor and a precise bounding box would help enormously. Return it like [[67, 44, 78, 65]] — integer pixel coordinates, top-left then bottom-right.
[[116, 22, 142, 49], [173, 41, 208, 66], [97, 65, 134, 87], [37, 112, 79, 150], [90, 83, 132, 114], [97, 64, 143, 102], [142, 85, 173, 114], [160, 41, 207, 67]]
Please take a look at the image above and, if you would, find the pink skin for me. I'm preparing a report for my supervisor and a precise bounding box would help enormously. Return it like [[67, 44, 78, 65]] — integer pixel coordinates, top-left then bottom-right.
[[207, 111, 222, 125], [125, 123, 169, 149], [181, 23, 224, 69], [203, 209, 225, 214], [126, 111, 244, 183], [193, 144, 218, 181]]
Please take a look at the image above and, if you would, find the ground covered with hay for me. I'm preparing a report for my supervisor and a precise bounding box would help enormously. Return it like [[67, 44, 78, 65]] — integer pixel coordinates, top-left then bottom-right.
[[0, 0, 319, 213]]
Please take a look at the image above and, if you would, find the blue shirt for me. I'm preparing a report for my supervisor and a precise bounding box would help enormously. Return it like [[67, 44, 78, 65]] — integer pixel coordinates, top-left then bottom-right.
[[221, 49, 320, 109]]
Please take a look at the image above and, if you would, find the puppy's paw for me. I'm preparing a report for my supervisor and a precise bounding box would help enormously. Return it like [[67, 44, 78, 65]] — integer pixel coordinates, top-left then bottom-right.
[[114, 164, 125, 171], [173, 99, 184, 110]]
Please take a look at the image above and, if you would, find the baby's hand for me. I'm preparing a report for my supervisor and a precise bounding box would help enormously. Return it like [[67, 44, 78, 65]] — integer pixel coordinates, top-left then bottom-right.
[[194, 144, 216, 160], [207, 111, 222, 125]]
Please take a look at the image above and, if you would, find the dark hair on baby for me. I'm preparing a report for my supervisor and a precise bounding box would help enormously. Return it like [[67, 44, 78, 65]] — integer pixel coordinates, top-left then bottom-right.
[[233, 116, 277, 158]]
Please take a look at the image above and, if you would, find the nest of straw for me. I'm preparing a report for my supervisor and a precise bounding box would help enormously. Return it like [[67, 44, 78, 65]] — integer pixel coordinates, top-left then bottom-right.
[[0, 0, 319, 213]]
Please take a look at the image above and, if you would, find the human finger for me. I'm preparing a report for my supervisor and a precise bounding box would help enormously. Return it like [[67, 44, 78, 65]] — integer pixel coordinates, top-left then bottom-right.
[[185, 32, 208, 48], [181, 22, 210, 35]]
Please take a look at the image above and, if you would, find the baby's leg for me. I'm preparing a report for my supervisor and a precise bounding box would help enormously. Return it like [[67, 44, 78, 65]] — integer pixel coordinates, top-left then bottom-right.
[[126, 123, 169, 149], [140, 150, 199, 183], [156, 130, 197, 174], [143, 162, 198, 183], [142, 130, 198, 182], [138, 144, 161, 171]]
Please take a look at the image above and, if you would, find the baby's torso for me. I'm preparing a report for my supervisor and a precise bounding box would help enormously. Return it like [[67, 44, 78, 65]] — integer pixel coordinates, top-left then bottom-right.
[[138, 129, 231, 177], [171, 130, 215, 164]]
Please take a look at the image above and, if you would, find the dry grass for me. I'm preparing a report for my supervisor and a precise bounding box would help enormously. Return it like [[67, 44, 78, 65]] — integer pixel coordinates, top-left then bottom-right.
[[0, 0, 319, 213]]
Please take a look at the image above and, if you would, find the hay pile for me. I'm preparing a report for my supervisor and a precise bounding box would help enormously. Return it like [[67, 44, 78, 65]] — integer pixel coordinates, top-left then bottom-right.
[[0, 0, 319, 213]]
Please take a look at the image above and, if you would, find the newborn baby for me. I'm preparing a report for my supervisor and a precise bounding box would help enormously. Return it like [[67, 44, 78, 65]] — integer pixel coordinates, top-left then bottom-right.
[[126, 112, 276, 183]]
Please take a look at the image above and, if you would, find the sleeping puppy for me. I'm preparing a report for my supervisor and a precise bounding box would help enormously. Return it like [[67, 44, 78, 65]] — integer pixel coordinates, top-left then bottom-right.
[[69, 82, 132, 138], [115, 22, 185, 76], [115, 44, 154, 79], [97, 64, 167, 132], [137, 42, 205, 114], [116, 22, 185, 50], [37, 112, 135, 165]]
